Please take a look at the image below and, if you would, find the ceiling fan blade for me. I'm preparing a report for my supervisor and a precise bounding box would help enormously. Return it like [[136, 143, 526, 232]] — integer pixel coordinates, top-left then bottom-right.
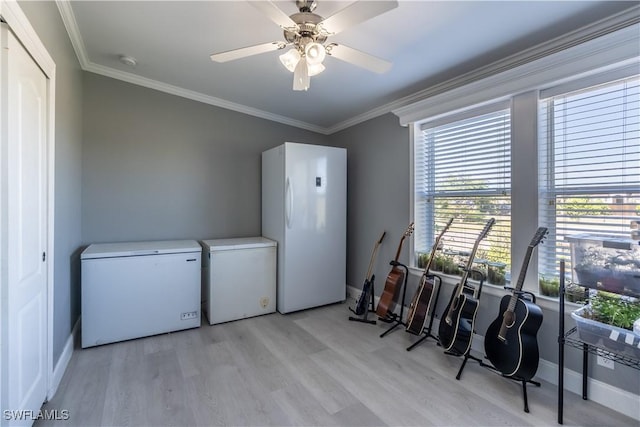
[[210, 42, 284, 63], [326, 44, 392, 74], [320, 0, 398, 35], [248, 1, 297, 28]]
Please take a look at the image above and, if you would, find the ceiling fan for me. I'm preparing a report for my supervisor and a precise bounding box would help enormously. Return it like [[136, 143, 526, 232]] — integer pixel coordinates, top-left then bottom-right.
[[210, 0, 398, 91]]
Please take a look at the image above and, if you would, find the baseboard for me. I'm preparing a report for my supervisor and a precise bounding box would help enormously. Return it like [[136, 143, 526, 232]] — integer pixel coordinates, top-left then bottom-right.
[[48, 318, 79, 400], [347, 285, 638, 420]]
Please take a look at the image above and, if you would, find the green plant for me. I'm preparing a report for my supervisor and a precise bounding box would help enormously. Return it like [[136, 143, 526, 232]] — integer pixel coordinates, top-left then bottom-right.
[[587, 292, 640, 330], [442, 256, 461, 276], [539, 276, 560, 297], [416, 252, 429, 269], [487, 262, 506, 286], [433, 254, 445, 272]]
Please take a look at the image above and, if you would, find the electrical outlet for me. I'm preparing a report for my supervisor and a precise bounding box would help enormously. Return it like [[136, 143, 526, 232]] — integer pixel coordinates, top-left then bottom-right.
[[180, 311, 198, 320], [597, 355, 614, 369]]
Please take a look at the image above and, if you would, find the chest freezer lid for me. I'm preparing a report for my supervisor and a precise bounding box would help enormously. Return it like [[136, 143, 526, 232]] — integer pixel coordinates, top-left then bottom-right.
[[202, 237, 277, 252], [81, 240, 201, 259]]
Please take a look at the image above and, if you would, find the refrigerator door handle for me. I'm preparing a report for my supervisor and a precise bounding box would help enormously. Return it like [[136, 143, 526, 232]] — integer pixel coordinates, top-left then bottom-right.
[[286, 177, 293, 229]]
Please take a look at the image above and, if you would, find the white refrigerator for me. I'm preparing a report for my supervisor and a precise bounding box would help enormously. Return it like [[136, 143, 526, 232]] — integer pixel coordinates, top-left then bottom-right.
[[262, 142, 347, 314]]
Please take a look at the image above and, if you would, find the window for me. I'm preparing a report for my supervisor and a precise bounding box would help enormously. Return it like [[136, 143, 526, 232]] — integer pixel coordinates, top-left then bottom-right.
[[538, 73, 640, 297], [414, 103, 511, 286]]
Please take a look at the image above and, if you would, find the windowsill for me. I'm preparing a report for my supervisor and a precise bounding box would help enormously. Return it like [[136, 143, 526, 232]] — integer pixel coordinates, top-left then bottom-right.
[[408, 266, 584, 313]]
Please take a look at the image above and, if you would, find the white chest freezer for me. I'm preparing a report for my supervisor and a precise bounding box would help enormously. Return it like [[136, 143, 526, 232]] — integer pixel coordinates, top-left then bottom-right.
[[81, 240, 201, 348], [201, 237, 276, 325]]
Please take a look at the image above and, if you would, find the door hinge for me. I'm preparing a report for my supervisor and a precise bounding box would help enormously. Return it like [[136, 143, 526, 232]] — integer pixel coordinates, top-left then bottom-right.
[[42, 252, 46, 262]]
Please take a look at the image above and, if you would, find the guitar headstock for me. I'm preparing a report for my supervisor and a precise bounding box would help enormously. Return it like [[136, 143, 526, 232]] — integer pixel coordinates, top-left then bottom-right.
[[479, 218, 496, 239], [404, 222, 415, 237], [530, 227, 548, 247]]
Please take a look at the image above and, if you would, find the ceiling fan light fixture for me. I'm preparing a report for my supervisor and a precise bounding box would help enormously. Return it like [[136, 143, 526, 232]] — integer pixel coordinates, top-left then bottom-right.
[[308, 63, 325, 77], [210, 0, 398, 92], [305, 42, 326, 65], [293, 57, 310, 91], [279, 48, 301, 72]]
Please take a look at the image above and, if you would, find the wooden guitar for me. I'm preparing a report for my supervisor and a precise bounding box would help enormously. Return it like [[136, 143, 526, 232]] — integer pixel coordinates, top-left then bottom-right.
[[438, 218, 495, 356], [406, 218, 454, 335], [351, 232, 386, 315], [484, 227, 547, 380], [375, 223, 414, 319]]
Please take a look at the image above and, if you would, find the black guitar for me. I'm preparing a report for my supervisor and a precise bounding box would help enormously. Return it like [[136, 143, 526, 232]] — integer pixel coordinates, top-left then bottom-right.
[[484, 227, 547, 381], [351, 232, 386, 315], [438, 218, 495, 356]]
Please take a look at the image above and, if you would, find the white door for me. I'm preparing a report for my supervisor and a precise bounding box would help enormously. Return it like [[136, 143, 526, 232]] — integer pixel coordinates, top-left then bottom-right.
[[5, 24, 49, 424]]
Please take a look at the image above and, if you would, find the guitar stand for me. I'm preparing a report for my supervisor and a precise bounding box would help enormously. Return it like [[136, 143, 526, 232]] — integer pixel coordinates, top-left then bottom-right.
[[348, 276, 377, 325], [406, 274, 442, 351], [444, 268, 486, 377], [480, 362, 541, 413], [379, 261, 409, 338]]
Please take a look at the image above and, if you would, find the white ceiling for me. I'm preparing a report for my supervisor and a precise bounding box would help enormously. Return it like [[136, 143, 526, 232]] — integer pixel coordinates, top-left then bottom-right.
[[61, 1, 637, 133]]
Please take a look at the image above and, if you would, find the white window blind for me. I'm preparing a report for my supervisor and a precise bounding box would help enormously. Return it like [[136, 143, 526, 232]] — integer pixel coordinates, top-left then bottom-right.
[[414, 106, 511, 282], [538, 75, 640, 291]]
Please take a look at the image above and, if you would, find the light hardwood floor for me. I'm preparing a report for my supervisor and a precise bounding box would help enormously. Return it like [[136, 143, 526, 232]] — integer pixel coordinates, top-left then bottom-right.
[[38, 300, 636, 426]]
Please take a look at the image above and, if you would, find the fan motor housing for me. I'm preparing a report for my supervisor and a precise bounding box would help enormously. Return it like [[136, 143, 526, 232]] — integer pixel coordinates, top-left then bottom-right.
[[284, 12, 327, 45]]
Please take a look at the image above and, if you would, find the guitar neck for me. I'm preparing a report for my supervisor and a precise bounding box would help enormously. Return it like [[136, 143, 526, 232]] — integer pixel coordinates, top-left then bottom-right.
[[393, 236, 406, 263], [392, 223, 414, 265], [505, 245, 535, 312], [422, 219, 453, 275], [505, 227, 547, 313], [452, 219, 494, 301], [365, 232, 386, 281], [457, 240, 482, 292]]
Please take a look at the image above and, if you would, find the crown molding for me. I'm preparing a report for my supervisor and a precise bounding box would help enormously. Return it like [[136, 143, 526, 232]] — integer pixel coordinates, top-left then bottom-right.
[[83, 61, 328, 134], [55, 1, 639, 135]]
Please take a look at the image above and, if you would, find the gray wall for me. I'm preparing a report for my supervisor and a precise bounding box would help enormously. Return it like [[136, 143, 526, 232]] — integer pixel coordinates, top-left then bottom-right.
[[18, 1, 83, 366], [82, 73, 329, 243], [329, 113, 411, 293], [330, 112, 640, 396]]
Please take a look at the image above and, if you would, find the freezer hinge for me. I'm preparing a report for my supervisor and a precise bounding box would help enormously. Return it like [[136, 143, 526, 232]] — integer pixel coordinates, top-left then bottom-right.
[[42, 252, 46, 262]]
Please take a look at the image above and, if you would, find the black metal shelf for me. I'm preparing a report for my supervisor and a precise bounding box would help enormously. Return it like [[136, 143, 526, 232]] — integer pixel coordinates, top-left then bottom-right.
[[557, 261, 640, 424], [563, 326, 640, 370]]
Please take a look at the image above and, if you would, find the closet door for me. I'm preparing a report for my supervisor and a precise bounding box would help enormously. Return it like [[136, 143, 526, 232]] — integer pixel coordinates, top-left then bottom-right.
[[3, 23, 49, 424]]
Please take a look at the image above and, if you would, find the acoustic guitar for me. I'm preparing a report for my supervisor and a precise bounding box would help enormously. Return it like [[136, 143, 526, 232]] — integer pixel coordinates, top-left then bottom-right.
[[375, 223, 414, 319], [351, 231, 386, 315], [484, 227, 547, 381], [438, 218, 495, 356], [406, 218, 454, 335]]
